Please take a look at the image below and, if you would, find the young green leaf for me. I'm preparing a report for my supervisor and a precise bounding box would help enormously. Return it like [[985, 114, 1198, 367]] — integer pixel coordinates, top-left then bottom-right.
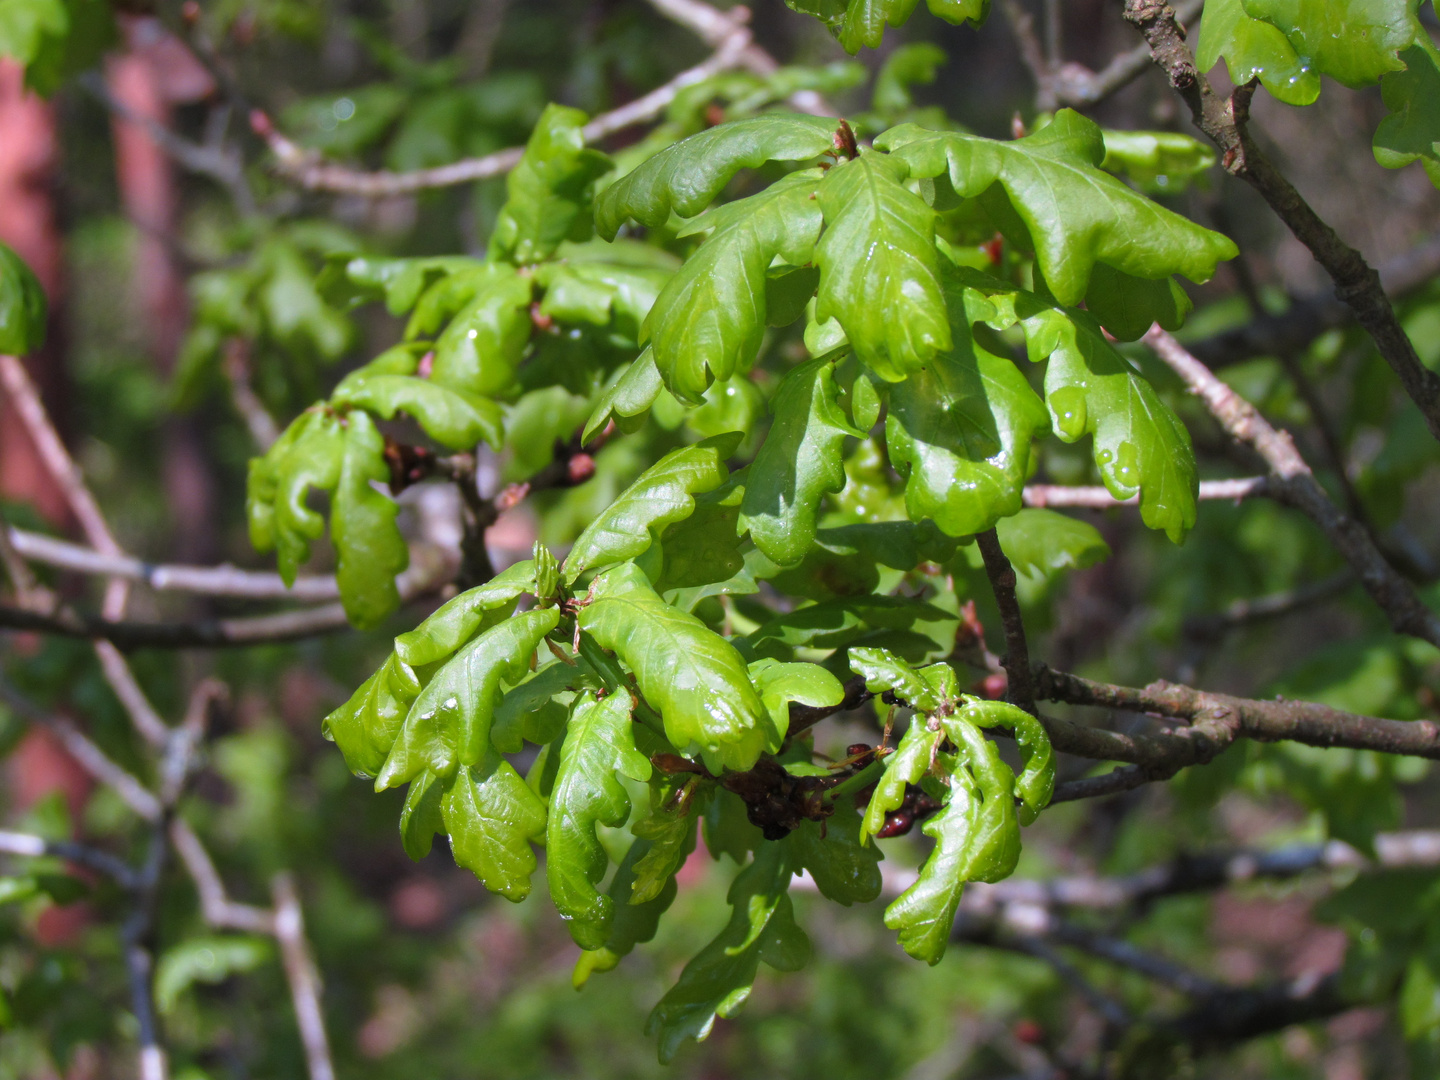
[[331, 412, 408, 629], [885, 316, 1048, 538], [584, 347, 664, 442], [490, 659, 594, 754], [860, 719, 942, 843], [849, 645, 941, 712], [442, 748, 548, 902], [1082, 263, 1193, 342], [1374, 42, 1440, 187], [879, 111, 1238, 306], [748, 594, 956, 662], [644, 171, 824, 402], [489, 103, 613, 265], [594, 114, 837, 238], [323, 653, 422, 779], [392, 558, 537, 667], [0, 241, 46, 355], [958, 697, 1055, 822], [260, 411, 347, 584], [331, 373, 503, 451], [653, 478, 747, 593], [1195, 0, 1321, 105], [579, 563, 776, 773], [547, 689, 653, 949], [883, 765, 979, 964], [740, 355, 862, 565], [630, 784, 699, 904], [746, 658, 844, 741], [814, 151, 950, 380], [1241, 0, 1415, 89], [788, 0, 988, 54], [562, 434, 737, 584], [646, 843, 809, 1063], [788, 801, 882, 905], [994, 508, 1110, 581], [429, 266, 534, 396], [376, 608, 561, 790], [399, 768, 447, 860], [942, 715, 1022, 884], [154, 936, 272, 1016], [572, 827, 694, 988]]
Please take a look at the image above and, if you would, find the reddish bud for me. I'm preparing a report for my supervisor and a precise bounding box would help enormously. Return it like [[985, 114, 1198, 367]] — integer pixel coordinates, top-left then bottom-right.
[[1013, 1019, 1044, 1045], [248, 109, 274, 138], [181, 0, 201, 24], [704, 103, 726, 128], [981, 233, 1003, 266], [981, 673, 1008, 700], [417, 350, 435, 379], [566, 453, 596, 485], [529, 302, 553, 332]]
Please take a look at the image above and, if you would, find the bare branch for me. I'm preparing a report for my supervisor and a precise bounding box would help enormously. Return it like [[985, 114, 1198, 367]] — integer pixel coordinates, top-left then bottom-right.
[[976, 528, 1037, 715], [272, 874, 335, 1080], [1035, 666, 1440, 761], [260, 16, 755, 197], [1143, 326, 1440, 647], [1023, 476, 1268, 508], [0, 829, 139, 885], [169, 821, 275, 934], [1181, 572, 1354, 643], [223, 338, 279, 450], [1123, 0, 1440, 442]]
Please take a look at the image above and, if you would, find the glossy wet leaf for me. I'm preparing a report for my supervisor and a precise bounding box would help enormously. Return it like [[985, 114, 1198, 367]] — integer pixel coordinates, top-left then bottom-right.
[[1195, 0, 1322, 105], [331, 372, 502, 451], [489, 103, 612, 265], [430, 266, 534, 396], [885, 310, 1048, 538], [814, 151, 950, 380], [786, 0, 988, 54], [995, 508, 1110, 580], [746, 658, 844, 740], [247, 410, 346, 585], [880, 111, 1237, 306], [860, 719, 942, 843], [740, 355, 862, 565], [376, 608, 560, 789], [547, 689, 653, 949], [849, 645, 942, 712], [562, 434, 737, 584], [646, 844, 808, 1063], [442, 748, 549, 901], [645, 171, 823, 402], [584, 347, 664, 441], [324, 653, 422, 779], [958, 697, 1054, 821], [330, 412, 408, 629], [1242, 0, 1415, 89], [392, 559, 537, 667], [595, 114, 837, 238], [579, 563, 775, 773], [1374, 42, 1440, 187], [490, 659, 595, 754], [653, 479, 747, 593]]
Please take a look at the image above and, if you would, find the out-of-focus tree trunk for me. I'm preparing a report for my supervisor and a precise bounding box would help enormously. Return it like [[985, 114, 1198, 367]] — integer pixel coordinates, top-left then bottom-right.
[[107, 15, 217, 561]]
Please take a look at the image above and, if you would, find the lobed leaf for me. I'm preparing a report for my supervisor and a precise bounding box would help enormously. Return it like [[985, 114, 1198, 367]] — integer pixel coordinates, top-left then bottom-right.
[[393, 559, 537, 667], [331, 412, 408, 629], [958, 697, 1055, 822], [814, 151, 950, 380], [579, 563, 775, 773], [583, 347, 664, 442], [1241, 0, 1415, 89], [788, 801, 882, 905], [562, 434, 737, 584], [331, 372, 502, 451], [849, 645, 942, 712], [860, 719, 942, 844], [442, 748, 549, 902], [375, 608, 561, 790], [644, 171, 823, 402], [885, 300, 1048, 538], [994, 508, 1110, 581], [547, 689, 653, 949], [883, 764, 979, 963], [429, 266, 534, 396], [879, 110, 1237, 306], [595, 113, 837, 238], [1374, 42, 1440, 187], [646, 843, 809, 1063], [746, 658, 844, 741], [489, 103, 613, 265], [1195, 0, 1321, 105], [324, 653, 422, 779], [740, 355, 862, 565]]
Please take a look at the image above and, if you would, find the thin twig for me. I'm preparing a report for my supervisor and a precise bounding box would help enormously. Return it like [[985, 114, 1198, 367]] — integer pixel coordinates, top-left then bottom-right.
[[976, 528, 1037, 715], [1023, 477, 1267, 508], [260, 15, 754, 196], [1143, 326, 1440, 647], [0, 829, 139, 886], [223, 338, 279, 450], [1123, 0, 1440, 442], [272, 874, 335, 1080], [168, 821, 275, 934]]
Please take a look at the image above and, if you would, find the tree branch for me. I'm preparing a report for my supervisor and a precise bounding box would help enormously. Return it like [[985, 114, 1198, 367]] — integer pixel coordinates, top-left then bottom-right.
[[259, 15, 755, 197], [1036, 666, 1440, 761], [976, 528, 1038, 715], [1023, 476, 1267, 508], [272, 874, 335, 1080], [1122, 0, 1440, 442], [1143, 326, 1440, 647]]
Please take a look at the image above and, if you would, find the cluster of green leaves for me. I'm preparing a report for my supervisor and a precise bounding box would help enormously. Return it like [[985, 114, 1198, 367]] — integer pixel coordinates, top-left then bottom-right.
[[1195, 0, 1440, 185], [783, 0, 991, 55], [230, 66, 1252, 1054]]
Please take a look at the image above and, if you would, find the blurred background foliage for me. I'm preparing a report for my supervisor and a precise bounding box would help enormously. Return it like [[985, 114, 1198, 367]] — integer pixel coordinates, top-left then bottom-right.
[[2, 0, 1440, 1078]]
